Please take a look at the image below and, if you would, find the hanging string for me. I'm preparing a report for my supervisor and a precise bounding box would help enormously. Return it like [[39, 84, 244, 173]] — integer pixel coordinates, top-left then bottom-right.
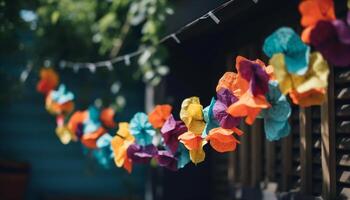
[[58, 0, 258, 72]]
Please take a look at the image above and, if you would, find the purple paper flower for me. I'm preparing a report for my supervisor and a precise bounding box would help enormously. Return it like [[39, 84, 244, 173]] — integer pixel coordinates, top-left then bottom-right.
[[127, 144, 158, 164], [160, 115, 187, 154], [238, 59, 270, 96], [310, 18, 350, 67], [156, 150, 178, 171], [213, 89, 242, 129]]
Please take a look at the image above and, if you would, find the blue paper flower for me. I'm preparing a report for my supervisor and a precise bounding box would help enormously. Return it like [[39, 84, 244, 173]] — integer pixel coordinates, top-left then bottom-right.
[[93, 133, 114, 168], [263, 27, 310, 75], [262, 81, 291, 141], [83, 106, 101, 134], [51, 84, 74, 104], [176, 143, 190, 169], [202, 97, 219, 137], [130, 112, 156, 146]]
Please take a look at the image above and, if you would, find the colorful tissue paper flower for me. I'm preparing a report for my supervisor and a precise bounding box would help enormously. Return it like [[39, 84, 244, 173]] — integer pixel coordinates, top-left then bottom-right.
[[176, 143, 190, 169], [189, 143, 206, 165], [206, 128, 240, 153], [178, 131, 206, 164], [236, 56, 270, 95], [160, 114, 187, 154], [224, 57, 271, 125], [269, 52, 329, 96], [111, 123, 135, 173], [67, 111, 88, 137], [81, 126, 106, 149], [94, 133, 114, 168], [310, 20, 350, 67], [157, 150, 178, 171], [216, 72, 242, 97], [263, 27, 310, 75], [180, 97, 206, 135], [202, 98, 219, 137], [100, 108, 116, 128], [299, 0, 336, 43], [55, 125, 74, 144], [227, 92, 270, 125], [262, 81, 291, 141], [148, 104, 172, 128], [213, 89, 241, 129], [36, 68, 59, 95], [129, 112, 156, 146], [45, 84, 75, 115], [289, 88, 326, 107], [127, 144, 158, 164]]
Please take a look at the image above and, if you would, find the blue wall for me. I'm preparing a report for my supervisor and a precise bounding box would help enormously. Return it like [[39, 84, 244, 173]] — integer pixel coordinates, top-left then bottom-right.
[[0, 52, 147, 199]]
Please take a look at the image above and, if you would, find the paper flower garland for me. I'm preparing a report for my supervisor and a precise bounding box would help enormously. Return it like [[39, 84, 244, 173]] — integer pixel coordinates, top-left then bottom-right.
[[226, 56, 271, 125], [263, 27, 311, 75], [299, 0, 350, 67], [261, 81, 291, 141], [310, 16, 350, 66], [299, 0, 336, 43], [130, 112, 156, 146], [111, 123, 134, 173], [37, 68, 59, 95], [36, 0, 348, 174]]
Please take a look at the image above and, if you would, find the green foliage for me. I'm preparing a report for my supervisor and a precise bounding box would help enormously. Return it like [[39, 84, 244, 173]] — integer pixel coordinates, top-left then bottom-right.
[[33, 0, 173, 85]]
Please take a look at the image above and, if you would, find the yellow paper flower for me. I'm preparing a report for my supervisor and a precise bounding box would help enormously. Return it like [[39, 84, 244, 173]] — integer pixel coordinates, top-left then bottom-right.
[[55, 126, 74, 145], [111, 123, 135, 173], [269, 52, 329, 95], [178, 131, 207, 164], [180, 97, 205, 135], [189, 145, 206, 165]]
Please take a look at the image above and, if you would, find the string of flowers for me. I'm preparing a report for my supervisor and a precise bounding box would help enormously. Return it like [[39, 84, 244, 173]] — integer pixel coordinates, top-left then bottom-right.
[[36, 0, 349, 173]]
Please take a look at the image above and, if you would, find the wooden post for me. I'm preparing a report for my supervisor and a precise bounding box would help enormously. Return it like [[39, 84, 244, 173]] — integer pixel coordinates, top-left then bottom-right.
[[299, 107, 313, 194], [281, 134, 293, 191], [265, 140, 276, 182], [251, 119, 262, 187], [321, 67, 337, 199], [239, 122, 251, 186]]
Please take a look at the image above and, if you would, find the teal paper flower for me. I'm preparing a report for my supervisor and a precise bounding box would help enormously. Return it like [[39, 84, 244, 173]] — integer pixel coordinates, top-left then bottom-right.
[[83, 106, 101, 134], [94, 133, 114, 169], [202, 97, 219, 137], [130, 112, 156, 146], [262, 81, 291, 141], [176, 143, 190, 169], [263, 27, 310, 75], [51, 84, 74, 104]]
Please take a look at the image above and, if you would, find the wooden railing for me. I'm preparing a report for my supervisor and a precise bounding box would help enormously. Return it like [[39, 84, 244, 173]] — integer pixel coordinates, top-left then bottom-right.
[[211, 66, 350, 200]]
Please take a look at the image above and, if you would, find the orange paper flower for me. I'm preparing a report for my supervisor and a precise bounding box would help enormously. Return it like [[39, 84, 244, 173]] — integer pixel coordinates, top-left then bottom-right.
[[223, 56, 271, 125], [178, 131, 203, 151], [299, 0, 336, 43], [45, 93, 75, 115], [289, 88, 326, 107], [178, 131, 207, 164], [67, 111, 88, 135], [111, 123, 135, 173], [227, 92, 270, 125], [100, 108, 116, 128], [81, 127, 106, 149], [206, 128, 240, 153], [36, 68, 59, 95], [148, 104, 172, 128], [216, 72, 243, 97]]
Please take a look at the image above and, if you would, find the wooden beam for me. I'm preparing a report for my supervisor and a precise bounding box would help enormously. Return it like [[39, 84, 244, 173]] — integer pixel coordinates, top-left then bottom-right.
[[299, 107, 313, 194], [239, 122, 251, 186], [265, 140, 276, 182], [281, 133, 293, 191], [251, 119, 262, 187], [321, 66, 337, 199]]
